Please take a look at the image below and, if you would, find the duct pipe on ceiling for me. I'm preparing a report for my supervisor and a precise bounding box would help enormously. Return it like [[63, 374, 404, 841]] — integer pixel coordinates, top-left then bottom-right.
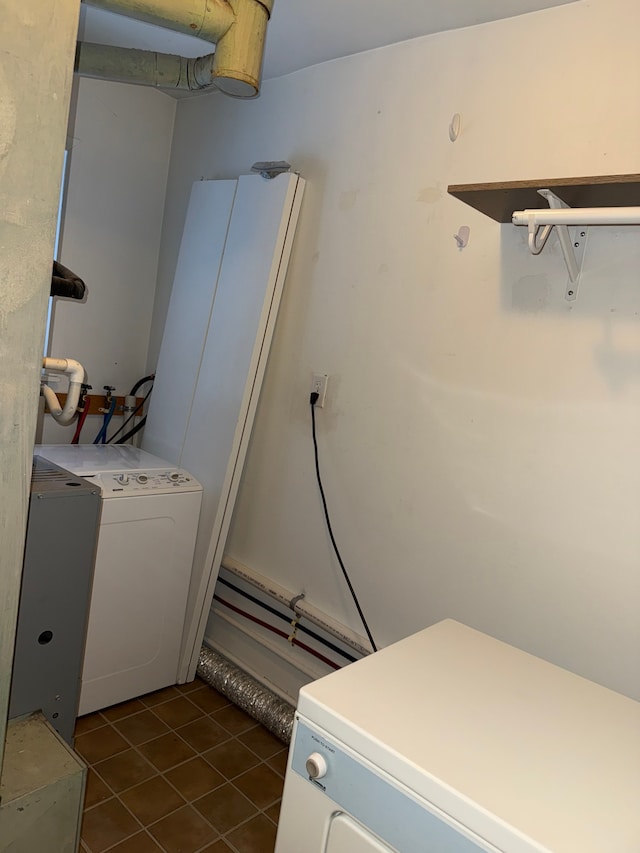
[[82, 0, 236, 41], [76, 42, 218, 91], [212, 0, 268, 97], [81, 0, 273, 97]]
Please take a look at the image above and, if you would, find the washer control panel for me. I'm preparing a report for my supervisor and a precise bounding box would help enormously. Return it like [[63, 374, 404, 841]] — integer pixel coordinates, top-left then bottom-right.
[[88, 469, 200, 496]]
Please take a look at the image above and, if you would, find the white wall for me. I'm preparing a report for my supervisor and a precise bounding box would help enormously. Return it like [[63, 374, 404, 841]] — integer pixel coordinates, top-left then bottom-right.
[[43, 77, 175, 443], [153, 0, 640, 699]]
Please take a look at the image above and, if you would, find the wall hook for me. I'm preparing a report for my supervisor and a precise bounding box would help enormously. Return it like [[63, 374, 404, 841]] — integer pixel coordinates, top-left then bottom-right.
[[453, 226, 470, 249], [449, 113, 461, 142]]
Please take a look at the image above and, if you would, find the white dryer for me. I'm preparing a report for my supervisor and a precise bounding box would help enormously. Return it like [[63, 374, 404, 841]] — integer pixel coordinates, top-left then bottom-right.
[[35, 444, 202, 715], [276, 619, 640, 853]]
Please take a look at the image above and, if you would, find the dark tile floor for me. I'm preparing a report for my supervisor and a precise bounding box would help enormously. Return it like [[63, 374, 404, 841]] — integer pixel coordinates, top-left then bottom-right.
[[75, 679, 287, 853]]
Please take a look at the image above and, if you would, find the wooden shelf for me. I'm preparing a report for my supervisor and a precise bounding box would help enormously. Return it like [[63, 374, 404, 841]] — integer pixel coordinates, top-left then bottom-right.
[[448, 174, 640, 222]]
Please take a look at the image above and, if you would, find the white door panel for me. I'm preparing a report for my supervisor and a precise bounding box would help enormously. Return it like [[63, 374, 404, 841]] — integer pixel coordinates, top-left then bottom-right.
[[143, 179, 237, 465], [143, 172, 305, 680]]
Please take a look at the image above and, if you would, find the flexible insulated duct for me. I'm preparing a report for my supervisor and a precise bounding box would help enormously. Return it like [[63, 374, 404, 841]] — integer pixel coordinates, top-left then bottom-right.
[[197, 646, 294, 744]]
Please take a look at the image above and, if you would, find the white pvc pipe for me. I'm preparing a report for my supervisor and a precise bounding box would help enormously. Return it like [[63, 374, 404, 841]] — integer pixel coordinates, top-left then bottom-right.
[[41, 382, 82, 426], [41, 358, 85, 426], [43, 357, 84, 384], [513, 207, 640, 227], [41, 383, 65, 418]]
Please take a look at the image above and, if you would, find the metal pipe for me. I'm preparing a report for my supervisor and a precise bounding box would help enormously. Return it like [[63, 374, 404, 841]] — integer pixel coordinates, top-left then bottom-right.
[[513, 207, 640, 227], [42, 357, 85, 384], [221, 556, 372, 657], [197, 645, 294, 744], [76, 42, 217, 90], [82, 0, 236, 42], [223, 557, 298, 609], [218, 575, 358, 663], [209, 605, 329, 681], [212, 0, 268, 98], [81, 0, 273, 97]]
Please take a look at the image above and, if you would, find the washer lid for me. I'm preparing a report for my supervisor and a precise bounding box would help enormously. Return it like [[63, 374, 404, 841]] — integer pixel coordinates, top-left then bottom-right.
[[36, 444, 179, 475], [297, 620, 640, 853]]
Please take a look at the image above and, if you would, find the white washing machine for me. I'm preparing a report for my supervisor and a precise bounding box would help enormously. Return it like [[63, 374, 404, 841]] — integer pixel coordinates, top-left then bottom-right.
[[36, 444, 202, 715], [276, 620, 640, 853]]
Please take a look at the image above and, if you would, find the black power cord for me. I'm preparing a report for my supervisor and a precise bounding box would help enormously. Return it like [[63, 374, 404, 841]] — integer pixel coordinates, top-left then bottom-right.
[[310, 391, 378, 653], [107, 375, 155, 445], [129, 373, 156, 397]]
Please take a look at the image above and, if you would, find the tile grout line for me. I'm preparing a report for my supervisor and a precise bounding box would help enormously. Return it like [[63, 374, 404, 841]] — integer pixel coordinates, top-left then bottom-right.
[[120, 746, 282, 850], [84, 716, 286, 808], [85, 776, 281, 852], [82, 681, 214, 730], [79, 683, 286, 852], [79, 684, 219, 851], [85, 724, 282, 808], [77, 678, 211, 728], [83, 719, 199, 853], [82, 762, 144, 853], [87, 703, 227, 786], [80, 689, 283, 775], [80, 699, 193, 853]]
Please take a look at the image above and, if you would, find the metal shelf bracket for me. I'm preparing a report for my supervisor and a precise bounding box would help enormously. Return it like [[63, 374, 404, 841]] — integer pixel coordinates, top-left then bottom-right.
[[522, 189, 587, 302]]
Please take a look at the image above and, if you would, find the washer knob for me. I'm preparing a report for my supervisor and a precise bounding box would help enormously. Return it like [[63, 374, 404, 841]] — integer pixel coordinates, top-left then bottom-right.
[[305, 752, 328, 780], [115, 473, 129, 485], [169, 472, 180, 481], [136, 473, 148, 484]]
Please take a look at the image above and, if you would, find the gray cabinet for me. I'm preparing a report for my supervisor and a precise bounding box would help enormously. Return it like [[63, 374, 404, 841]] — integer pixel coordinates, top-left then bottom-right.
[[0, 714, 85, 853], [9, 458, 100, 743]]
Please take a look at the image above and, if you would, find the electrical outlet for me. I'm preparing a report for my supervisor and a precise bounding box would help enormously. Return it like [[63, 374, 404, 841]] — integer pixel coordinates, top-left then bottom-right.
[[311, 373, 329, 407]]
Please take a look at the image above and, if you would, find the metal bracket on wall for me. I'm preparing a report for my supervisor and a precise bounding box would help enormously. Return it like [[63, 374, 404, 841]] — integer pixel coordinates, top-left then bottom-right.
[[524, 188, 588, 302], [564, 225, 588, 302]]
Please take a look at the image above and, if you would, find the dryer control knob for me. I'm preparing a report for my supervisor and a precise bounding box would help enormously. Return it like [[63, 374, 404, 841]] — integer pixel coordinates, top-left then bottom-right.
[[169, 472, 180, 481], [115, 473, 129, 485], [305, 752, 328, 780], [136, 473, 149, 484]]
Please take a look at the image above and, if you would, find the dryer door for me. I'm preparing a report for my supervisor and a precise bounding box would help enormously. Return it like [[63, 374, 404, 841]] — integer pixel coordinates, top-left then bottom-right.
[[325, 814, 395, 853]]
